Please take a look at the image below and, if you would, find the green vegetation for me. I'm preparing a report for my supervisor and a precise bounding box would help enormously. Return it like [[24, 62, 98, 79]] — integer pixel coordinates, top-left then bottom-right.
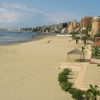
[[70, 31, 81, 44], [82, 35, 88, 45], [58, 68, 100, 100], [70, 30, 92, 45], [92, 47, 100, 59], [58, 68, 73, 91], [87, 84, 100, 100], [81, 33, 92, 45], [70, 31, 79, 40], [70, 88, 85, 100]]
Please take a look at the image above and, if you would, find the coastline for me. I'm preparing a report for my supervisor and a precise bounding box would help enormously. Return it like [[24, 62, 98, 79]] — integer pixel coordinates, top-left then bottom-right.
[[0, 32, 59, 46], [0, 35, 48, 46], [0, 33, 70, 46]]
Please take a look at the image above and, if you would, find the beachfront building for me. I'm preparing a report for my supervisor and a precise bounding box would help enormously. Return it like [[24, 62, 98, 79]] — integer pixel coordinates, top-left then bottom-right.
[[67, 20, 80, 33], [80, 16, 93, 30], [93, 37, 100, 47], [91, 16, 100, 37]]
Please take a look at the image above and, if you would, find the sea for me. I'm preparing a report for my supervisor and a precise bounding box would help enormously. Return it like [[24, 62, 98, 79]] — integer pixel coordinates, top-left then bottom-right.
[[0, 31, 40, 45]]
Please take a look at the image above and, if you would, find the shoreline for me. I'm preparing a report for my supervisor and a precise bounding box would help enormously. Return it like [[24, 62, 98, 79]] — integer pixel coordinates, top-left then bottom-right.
[[0, 35, 49, 46], [0, 34, 70, 46], [0, 33, 61, 46]]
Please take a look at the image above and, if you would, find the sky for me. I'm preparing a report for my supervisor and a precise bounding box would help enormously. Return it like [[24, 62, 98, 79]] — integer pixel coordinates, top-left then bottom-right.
[[0, 0, 100, 28]]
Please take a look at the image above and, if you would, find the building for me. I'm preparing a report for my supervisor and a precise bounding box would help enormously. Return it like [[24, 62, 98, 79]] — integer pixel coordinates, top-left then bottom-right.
[[91, 16, 100, 36], [67, 20, 80, 33], [80, 16, 93, 29], [93, 37, 100, 47]]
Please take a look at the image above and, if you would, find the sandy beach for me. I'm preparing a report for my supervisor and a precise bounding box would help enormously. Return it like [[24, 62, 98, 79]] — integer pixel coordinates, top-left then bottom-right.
[[0, 36, 100, 100], [0, 36, 76, 100]]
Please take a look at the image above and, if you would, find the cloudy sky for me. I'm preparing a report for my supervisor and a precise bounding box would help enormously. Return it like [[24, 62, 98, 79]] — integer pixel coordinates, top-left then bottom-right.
[[0, 0, 100, 28]]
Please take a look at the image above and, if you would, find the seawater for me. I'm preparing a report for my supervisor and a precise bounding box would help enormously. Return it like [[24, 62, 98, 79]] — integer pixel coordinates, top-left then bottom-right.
[[0, 32, 40, 45]]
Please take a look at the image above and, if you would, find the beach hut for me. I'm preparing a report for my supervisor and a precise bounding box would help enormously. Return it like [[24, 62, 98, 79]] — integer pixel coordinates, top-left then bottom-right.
[[67, 49, 83, 60]]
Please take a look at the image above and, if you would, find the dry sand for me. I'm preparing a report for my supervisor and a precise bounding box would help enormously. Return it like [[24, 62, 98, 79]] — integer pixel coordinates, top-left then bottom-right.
[[84, 64, 100, 89], [0, 36, 77, 100]]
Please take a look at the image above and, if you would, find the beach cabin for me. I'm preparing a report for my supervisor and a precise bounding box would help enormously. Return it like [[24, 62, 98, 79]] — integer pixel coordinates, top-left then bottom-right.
[[67, 49, 83, 61]]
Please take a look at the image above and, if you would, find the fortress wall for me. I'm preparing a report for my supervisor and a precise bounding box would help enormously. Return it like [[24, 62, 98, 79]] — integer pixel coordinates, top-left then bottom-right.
[[91, 17, 100, 36]]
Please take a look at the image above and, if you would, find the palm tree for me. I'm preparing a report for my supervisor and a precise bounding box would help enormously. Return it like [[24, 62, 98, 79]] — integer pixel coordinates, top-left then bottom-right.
[[82, 35, 88, 45], [75, 36, 80, 44], [70, 31, 79, 40], [81, 30, 91, 45], [81, 46, 85, 60], [86, 84, 100, 100]]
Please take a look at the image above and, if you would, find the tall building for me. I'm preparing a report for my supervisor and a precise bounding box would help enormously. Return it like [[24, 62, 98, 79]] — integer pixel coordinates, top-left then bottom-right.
[[91, 16, 100, 36], [81, 16, 93, 29], [67, 20, 80, 33]]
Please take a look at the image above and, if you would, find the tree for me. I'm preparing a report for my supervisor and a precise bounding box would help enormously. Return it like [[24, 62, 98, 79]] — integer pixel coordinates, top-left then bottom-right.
[[82, 35, 88, 45], [81, 46, 85, 60], [81, 29, 92, 44], [87, 84, 100, 100], [75, 36, 80, 44], [70, 31, 79, 40], [82, 29, 88, 35]]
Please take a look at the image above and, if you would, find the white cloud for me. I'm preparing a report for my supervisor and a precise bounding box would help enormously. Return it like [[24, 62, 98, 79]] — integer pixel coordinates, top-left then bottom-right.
[[0, 3, 46, 23], [0, 4, 19, 23], [0, 3, 75, 27], [0, 11, 18, 22]]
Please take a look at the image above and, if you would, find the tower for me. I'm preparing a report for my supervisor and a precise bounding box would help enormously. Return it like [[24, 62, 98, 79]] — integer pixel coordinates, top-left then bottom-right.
[[91, 17, 100, 36]]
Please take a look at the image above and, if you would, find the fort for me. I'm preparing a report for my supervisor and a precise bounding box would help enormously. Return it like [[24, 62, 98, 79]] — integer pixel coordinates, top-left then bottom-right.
[[91, 16, 100, 36], [67, 20, 80, 33], [80, 16, 93, 29]]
